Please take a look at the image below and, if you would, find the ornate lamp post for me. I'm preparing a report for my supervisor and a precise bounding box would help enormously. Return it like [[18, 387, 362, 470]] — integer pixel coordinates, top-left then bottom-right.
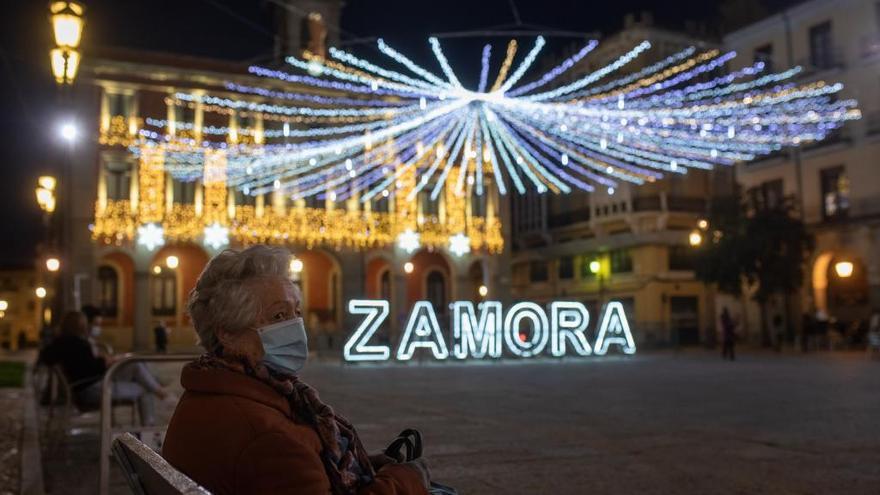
[[48, 1, 84, 316], [49, 1, 84, 85]]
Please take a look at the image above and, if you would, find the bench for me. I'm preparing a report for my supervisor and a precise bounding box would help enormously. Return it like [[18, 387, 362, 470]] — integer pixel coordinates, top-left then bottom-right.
[[112, 433, 211, 495]]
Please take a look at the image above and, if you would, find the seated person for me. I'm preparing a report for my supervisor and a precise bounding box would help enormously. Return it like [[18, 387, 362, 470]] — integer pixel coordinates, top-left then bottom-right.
[[163, 246, 430, 494], [39, 311, 172, 425]]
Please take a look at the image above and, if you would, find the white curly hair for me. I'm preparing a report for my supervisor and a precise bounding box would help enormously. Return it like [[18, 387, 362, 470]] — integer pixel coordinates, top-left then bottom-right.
[[187, 245, 296, 351]]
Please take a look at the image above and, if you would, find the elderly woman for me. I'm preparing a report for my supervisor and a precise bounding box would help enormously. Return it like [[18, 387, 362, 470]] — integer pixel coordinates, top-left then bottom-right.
[[163, 246, 429, 495]]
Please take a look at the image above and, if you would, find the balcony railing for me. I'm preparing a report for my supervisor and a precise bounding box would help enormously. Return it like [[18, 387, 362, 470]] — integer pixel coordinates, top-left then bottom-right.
[[632, 195, 661, 212], [666, 196, 706, 213], [548, 207, 591, 228], [93, 200, 504, 253]]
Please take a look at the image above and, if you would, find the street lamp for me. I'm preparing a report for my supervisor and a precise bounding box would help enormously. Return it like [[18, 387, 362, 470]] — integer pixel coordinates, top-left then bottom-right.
[[478, 285, 488, 298], [834, 260, 854, 278], [36, 287, 47, 299], [589, 260, 600, 274], [688, 230, 703, 247], [59, 122, 78, 143], [0, 300, 8, 311], [49, 1, 84, 85], [165, 255, 179, 269], [46, 257, 61, 272], [404, 261, 414, 274]]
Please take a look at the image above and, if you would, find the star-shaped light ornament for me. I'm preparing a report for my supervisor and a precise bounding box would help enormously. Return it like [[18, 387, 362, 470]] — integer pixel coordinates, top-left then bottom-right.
[[203, 222, 230, 250], [449, 233, 471, 257], [137, 223, 165, 251], [397, 229, 421, 254]]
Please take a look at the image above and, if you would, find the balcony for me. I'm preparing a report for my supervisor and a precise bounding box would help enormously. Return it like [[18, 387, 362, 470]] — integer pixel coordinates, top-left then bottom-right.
[[796, 47, 845, 75], [93, 200, 504, 252], [632, 195, 661, 212], [666, 196, 706, 213], [548, 207, 591, 228]]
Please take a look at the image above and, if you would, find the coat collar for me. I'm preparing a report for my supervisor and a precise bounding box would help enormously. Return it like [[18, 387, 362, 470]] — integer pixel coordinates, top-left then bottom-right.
[[180, 364, 291, 417]]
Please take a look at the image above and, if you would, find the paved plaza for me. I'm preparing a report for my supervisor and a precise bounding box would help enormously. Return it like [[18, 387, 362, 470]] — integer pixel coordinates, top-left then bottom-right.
[[43, 351, 880, 494]]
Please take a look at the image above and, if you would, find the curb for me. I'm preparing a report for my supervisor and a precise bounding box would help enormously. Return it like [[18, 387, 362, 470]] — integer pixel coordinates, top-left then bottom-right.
[[20, 361, 45, 495]]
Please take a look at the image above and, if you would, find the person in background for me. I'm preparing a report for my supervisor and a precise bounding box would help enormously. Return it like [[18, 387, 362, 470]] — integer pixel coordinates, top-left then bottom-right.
[[163, 245, 430, 494], [38, 311, 174, 426], [720, 307, 737, 361], [154, 320, 169, 353]]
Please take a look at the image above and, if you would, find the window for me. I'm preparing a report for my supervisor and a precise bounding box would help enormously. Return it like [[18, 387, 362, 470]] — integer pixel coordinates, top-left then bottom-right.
[[426, 270, 447, 314], [470, 191, 486, 218], [107, 93, 133, 119], [529, 260, 549, 282], [304, 193, 323, 209], [668, 246, 696, 271], [151, 271, 176, 316], [558, 256, 574, 280], [379, 270, 392, 301], [172, 178, 196, 205], [105, 161, 131, 201], [809, 21, 834, 69], [371, 195, 390, 213], [820, 166, 849, 219], [610, 249, 632, 273], [580, 255, 597, 279], [753, 43, 773, 72], [420, 190, 440, 217], [234, 188, 257, 207], [97, 265, 118, 318], [747, 179, 784, 211], [237, 113, 255, 131], [174, 104, 195, 126]]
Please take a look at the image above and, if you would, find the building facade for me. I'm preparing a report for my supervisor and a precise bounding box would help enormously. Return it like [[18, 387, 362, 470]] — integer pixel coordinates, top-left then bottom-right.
[[59, 7, 507, 352], [509, 14, 729, 347], [724, 0, 880, 340], [0, 266, 44, 350]]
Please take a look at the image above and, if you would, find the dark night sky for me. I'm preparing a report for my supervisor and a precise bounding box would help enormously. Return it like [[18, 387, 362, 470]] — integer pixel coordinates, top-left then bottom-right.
[[0, 0, 791, 265]]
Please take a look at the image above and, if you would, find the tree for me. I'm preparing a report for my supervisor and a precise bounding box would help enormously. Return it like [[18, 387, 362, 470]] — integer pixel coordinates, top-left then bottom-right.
[[695, 193, 814, 345]]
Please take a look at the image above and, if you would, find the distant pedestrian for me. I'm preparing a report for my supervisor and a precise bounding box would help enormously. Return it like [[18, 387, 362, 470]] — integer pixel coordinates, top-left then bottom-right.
[[154, 320, 169, 353], [721, 307, 737, 361]]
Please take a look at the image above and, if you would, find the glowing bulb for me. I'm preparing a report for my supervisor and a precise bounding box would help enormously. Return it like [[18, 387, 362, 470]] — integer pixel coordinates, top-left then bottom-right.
[[152, 265, 162, 274], [165, 255, 179, 269], [404, 261, 414, 274], [46, 257, 60, 272], [290, 258, 304, 274], [35, 287, 47, 299], [59, 122, 77, 142], [478, 285, 488, 297], [834, 261, 853, 278], [589, 260, 600, 274], [688, 230, 703, 247]]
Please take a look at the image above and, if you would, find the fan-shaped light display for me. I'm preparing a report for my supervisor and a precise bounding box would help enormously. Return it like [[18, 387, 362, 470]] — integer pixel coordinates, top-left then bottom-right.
[[145, 37, 859, 205]]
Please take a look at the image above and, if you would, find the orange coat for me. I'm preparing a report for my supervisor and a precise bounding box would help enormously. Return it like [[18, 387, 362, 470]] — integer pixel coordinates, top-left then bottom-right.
[[163, 366, 427, 495]]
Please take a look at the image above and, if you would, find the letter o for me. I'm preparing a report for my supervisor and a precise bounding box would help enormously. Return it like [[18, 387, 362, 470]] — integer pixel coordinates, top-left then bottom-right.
[[503, 302, 549, 357]]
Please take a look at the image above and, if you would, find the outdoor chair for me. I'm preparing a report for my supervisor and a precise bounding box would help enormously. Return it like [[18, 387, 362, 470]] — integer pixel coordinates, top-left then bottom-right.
[[113, 432, 211, 495], [40, 364, 139, 453]]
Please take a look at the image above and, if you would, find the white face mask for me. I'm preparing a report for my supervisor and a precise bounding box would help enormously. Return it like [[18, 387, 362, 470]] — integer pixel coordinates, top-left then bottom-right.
[[257, 317, 308, 375]]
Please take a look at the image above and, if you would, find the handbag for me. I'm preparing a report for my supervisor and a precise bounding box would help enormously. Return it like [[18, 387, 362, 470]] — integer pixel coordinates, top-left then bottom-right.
[[384, 429, 458, 495]]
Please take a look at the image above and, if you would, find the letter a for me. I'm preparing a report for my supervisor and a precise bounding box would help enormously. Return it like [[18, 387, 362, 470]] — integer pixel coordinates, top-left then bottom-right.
[[344, 300, 391, 361], [397, 301, 450, 360], [593, 301, 636, 355], [550, 302, 592, 357]]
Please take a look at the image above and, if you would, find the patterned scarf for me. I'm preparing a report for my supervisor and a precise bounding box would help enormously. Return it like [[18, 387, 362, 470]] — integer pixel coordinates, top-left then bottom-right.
[[190, 353, 376, 494]]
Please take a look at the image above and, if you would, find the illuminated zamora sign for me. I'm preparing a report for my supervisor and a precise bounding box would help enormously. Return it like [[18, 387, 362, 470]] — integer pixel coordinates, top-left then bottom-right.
[[344, 300, 635, 362]]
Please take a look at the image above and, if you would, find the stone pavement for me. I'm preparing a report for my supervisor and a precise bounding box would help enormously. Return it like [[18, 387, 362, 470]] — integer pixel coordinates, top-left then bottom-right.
[[41, 351, 880, 494]]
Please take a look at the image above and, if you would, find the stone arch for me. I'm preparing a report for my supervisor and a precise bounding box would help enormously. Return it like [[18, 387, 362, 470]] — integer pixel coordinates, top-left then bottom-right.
[[98, 250, 135, 326], [406, 250, 452, 315], [812, 250, 870, 321], [365, 256, 393, 300], [294, 248, 342, 332]]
